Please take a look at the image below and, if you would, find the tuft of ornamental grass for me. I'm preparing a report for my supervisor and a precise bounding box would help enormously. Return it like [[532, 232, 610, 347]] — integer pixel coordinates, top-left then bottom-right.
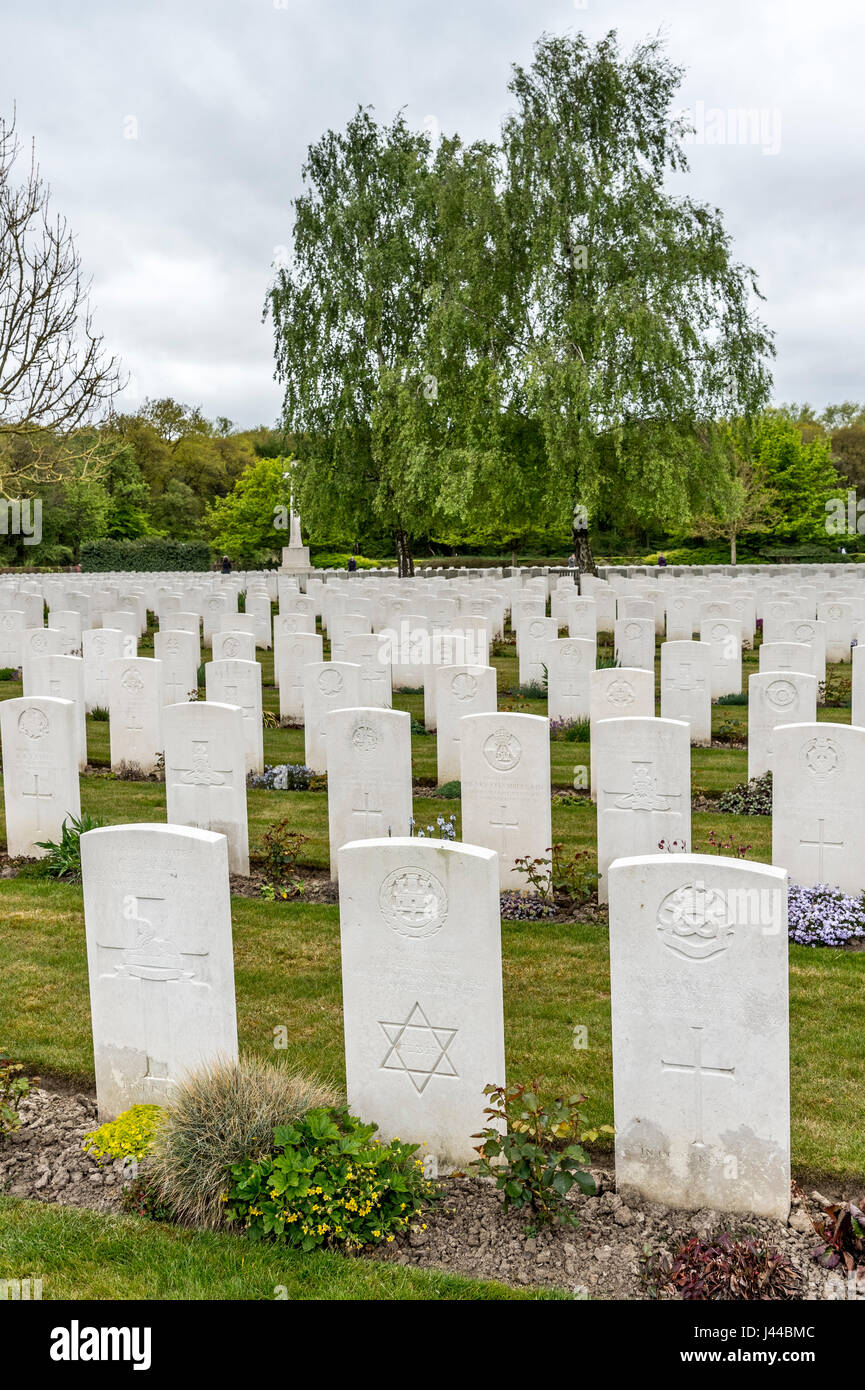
[[147, 1053, 343, 1230]]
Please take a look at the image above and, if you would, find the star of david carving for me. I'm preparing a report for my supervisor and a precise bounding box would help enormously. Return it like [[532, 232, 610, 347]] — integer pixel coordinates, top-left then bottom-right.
[[379, 1002, 458, 1093]]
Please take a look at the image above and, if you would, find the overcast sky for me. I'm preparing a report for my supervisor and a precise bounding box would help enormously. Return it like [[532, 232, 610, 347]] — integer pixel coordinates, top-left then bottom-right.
[[2, 0, 862, 428]]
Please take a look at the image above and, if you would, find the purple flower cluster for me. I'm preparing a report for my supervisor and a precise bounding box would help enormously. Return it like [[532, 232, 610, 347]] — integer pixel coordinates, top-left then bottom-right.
[[787, 882, 865, 947], [500, 891, 556, 921]]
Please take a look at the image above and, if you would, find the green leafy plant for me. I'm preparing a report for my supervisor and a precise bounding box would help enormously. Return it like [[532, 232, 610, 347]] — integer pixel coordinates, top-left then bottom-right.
[[513, 845, 599, 905], [256, 820, 309, 883], [225, 1106, 437, 1251], [0, 1051, 38, 1139], [147, 1055, 342, 1229], [643, 1233, 800, 1300], [818, 673, 852, 708], [715, 691, 748, 706], [718, 771, 772, 816], [409, 717, 430, 736], [714, 718, 746, 744], [473, 1081, 603, 1231], [809, 1195, 865, 1274], [0, 667, 19, 680], [121, 1172, 176, 1223], [90, 705, 110, 721], [433, 780, 461, 799], [83, 1104, 164, 1165], [35, 812, 103, 881]]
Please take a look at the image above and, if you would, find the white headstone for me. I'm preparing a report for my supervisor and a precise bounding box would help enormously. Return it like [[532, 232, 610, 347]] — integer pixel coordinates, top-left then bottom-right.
[[204, 658, 264, 775], [338, 837, 504, 1169], [614, 617, 655, 672], [81, 823, 239, 1121], [460, 712, 552, 890], [434, 665, 497, 785], [23, 654, 87, 771], [747, 671, 818, 780], [772, 722, 865, 894], [163, 701, 249, 875], [0, 696, 81, 856], [589, 667, 655, 799], [660, 641, 711, 746], [302, 661, 362, 773], [326, 707, 412, 877], [608, 853, 789, 1219], [108, 657, 164, 775], [276, 632, 324, 722]]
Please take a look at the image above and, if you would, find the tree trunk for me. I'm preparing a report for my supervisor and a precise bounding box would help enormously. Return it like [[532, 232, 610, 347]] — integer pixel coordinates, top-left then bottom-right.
[[572, 524, 597, 576], [731, 532, 737, 566], [395, 528, 414, 578]]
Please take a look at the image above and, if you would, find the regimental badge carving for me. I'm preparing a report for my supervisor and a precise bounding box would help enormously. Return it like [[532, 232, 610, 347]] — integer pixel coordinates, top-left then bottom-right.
[[561, 644, 583, 665], [31, 633, 48, 652], [0, 615, 14, 631], [379, 868, 448, 938], [607, 678, 636, 707], [801, 736, 842, 777], [165, 636, 180, 655], [766, 679, 797, 711], [318, 668, 344, 696], [121, 668, 144, 694], [350, 719, 381, 754], [379, 1002, 458, 1092], [179, 742, 225, 786], [17, 707, 49, 740], [482, 727, 522, 771], [451, 671, 477, 700], [795, 624, 814, 642], [657, 881, 735, 960], [828, 604, 843, 620], [711, 622, 729, 641], [223, 637, 239, 658], [611, 762, 677, 811], [529, 619, 546, 639], [625, 622, 643, 640]]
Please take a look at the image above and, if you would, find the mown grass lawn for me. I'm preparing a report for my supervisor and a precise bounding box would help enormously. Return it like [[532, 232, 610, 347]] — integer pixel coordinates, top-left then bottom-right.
[[0, 1198, 565, 1300]]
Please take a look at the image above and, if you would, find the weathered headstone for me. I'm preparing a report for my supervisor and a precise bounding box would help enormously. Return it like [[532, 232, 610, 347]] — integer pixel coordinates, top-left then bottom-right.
[[163, 702, 249, 875], [545, 637, 594, 723], [772, 722, 865, 894], [204, 658, 264, 775], [326, 707, 412, 877], [108, 657, 164, 775], [460, 712, 552, 889], [589, 667, 655, 799], [660, 640, 711, 746]]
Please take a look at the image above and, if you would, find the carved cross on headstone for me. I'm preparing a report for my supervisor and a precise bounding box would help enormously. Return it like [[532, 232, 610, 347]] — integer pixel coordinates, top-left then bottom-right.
[[661, 1026, 735, 1147], [799, 819, 844, 880]]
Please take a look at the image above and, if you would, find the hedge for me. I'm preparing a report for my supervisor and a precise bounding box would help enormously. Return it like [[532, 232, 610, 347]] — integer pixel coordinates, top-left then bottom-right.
[[80, 539, 212, 572]]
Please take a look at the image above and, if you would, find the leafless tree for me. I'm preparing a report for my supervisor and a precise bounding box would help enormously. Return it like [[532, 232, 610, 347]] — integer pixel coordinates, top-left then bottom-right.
[[0, 109, 122, 486]]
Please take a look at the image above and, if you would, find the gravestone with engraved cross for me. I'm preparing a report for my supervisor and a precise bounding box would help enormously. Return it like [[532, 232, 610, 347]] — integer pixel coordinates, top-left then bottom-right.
[[0, 696, 81, 857], [460, 712, 551, 890], [154, 629, 199, 706], [772, 722, 865, 894], [338, 837, 504, 1169], [205, 657, 264, 775], [434, 664, 497, 784], [276, 631, 323, 722], [23, 653, 88, 772], [108, 657, 164, 775], [81, 823, 239, 1121], [614, 617, 655, 673], [302, 661, 362, 773], [82, 627, 126, 712], [545, 637, 594, 722], [660, 640, 712, 746], [589, 667, 655, 800], [164, 701, 249, 875], [344, 632, 393, 711], [595, 716, 691, 904], [608, 853, 789, 1219], [325, 707, 412, 879]]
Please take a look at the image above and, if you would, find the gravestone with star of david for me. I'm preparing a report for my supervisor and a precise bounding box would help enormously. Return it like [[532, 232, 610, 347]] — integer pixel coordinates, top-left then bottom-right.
[[608, 852, 790, 1219], [325, 707, 412, 879], [0, 696, 81, 857], [204, 657, 264, 775], [81, 823, 238, 1121], [772, 722, 865, 894], [108, 657, 164, 775], [595, 716, 691, 904], [338, 837, 504, 1168], [589, 667, 655, 800], [660, 640, 712, 746], [748, 671, 817, 780], [434, 664, 497, 784], [460, 712, 551, 890], [302, 661, 362, 773], [164, 701, 249, 875]]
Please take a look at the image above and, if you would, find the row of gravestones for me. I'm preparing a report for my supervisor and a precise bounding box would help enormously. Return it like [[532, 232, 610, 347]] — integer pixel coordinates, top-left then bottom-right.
[[78, 822, 791, 1221], [5, 682, 865, 906]]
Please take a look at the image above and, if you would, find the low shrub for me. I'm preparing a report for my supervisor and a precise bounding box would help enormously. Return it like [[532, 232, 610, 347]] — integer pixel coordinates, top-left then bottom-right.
[[80, 538, 210, 572], [717, 771, 772, 816], [90, 705, 110, 721], [643, 1233, 800, 1300], [1, 1051, 38, 1140], [83, 1104, 165, 1165], [433, 780, 461, 799], [713, 718, 746, 744], [473, 1081, 601, 1233], [35, 812, 103, 881], [715, 691, 748, 706], [500, 891, 556, 921], [0, 666, 19, 681], [514, 844, 599, 905], [818, 673, 852, 708], [549, 717, 590, 742], [225, 1106, 437, 1251], [787, 883, 865, 947], [255, 820, 309, 882], [409, 717, 430, 736], [810, 1195, 865, 1275], [147, 1055, 342, 1230]]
